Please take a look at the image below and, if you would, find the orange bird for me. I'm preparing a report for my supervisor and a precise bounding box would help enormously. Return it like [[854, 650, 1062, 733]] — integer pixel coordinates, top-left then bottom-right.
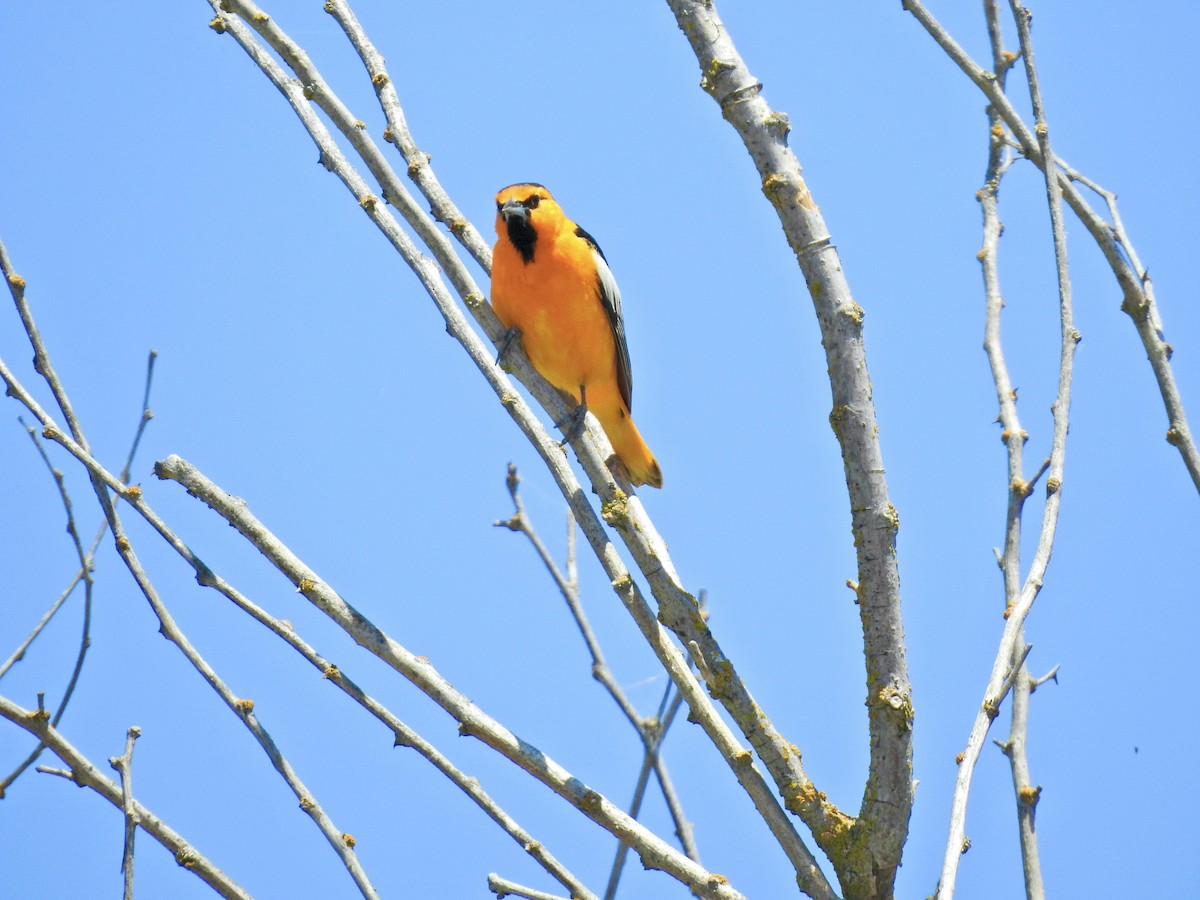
[[491, 183, 662, 488]]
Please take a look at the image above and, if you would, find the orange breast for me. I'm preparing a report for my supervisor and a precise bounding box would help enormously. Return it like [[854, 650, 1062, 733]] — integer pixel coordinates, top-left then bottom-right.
[[491, 230, 618, 405]]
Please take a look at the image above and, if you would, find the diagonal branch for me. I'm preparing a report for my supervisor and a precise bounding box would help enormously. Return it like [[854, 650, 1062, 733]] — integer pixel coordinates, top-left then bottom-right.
[[325, 0, 492, 271], [0, 349, 156, 796], [154, 454, 745, 900], [0, 695, 250, 900], [496, 466, 701, 889], [0, 312, 381, 898]]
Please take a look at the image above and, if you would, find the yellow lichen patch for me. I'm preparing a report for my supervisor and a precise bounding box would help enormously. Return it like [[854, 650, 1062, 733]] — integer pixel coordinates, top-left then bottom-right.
[[124, 484, 143, 499], [342, 833, 356, 848], [883, 502, 900, 532], [1018, 784, 1042, 805], [761, 172, 787, 196], [876, 685, 914, 724], [359, 195, 378, 212], [372, 73, 389, 88], [322, 664, 340, 680], [601, 491, 630, 524], [208, 16, 227, 33], [297, 577, 317, 593], [235, 698, 255, 714], [700, 58, 735, 92]]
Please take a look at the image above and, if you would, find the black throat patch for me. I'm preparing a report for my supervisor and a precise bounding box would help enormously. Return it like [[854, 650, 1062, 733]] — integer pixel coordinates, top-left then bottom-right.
[[506, 213, 538, 263]]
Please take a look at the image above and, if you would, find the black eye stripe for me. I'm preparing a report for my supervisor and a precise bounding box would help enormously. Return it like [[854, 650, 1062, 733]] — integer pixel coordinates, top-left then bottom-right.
[[524, 195, 541, 209]]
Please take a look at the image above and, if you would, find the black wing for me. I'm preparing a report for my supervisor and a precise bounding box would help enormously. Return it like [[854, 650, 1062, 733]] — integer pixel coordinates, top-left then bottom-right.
[[574, 224, 634, 411]]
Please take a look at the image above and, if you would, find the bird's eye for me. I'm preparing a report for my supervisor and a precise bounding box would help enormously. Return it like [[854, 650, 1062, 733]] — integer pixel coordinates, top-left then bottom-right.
[[496, 200, 503, 212], [525, 195, 541, 209]]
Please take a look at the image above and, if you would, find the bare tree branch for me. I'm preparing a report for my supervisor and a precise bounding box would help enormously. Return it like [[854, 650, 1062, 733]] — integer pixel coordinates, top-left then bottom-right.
[[0, 277, 382, 898], [0, 695, 250, 900], [605, 687, 690, 900], [153, 453, 745, 900], [665, 1, 912, 894], [938, 1, 1079, 892], [900, 0, 1200, 492], [325, 0, 492, 271], [488, 874, 572, 900], [495, 463, 701, 888], [109, 726, 143, 900]]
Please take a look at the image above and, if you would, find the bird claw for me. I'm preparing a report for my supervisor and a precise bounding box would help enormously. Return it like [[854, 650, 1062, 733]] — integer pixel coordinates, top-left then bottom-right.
[[495, 327, 522, 366], [556, 384, 588, 445], [556, 403, 588, 445]]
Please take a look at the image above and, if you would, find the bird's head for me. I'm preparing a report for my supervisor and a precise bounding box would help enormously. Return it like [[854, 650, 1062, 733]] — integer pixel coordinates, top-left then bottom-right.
[[495, 183, 563, 262]]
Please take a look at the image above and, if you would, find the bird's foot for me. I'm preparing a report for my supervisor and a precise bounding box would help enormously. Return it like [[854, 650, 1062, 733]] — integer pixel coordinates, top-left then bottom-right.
[[556, 385, 588, 445], [495, 327, 522, 366]]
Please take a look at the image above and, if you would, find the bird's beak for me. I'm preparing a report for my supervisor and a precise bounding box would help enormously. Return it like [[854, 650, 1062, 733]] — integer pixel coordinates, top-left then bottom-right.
[[500, 199, 528, 224]]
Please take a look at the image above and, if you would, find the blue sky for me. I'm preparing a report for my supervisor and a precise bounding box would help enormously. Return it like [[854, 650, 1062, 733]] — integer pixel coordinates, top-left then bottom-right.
[[2, 2, 1197, 898]]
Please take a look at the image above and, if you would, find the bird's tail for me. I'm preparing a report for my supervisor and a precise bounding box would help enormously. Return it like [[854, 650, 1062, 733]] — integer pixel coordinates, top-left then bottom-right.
[[606, 409, 662, 489]]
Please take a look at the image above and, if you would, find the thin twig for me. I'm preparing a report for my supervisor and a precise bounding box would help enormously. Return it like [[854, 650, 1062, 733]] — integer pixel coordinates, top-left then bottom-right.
[[494, 464, 648, 729], [971, 10, 1049, 898], [109, 726, 143, 900], [605, 686, 688, 900], [118, 351, 157, 485], [325, 0, 492, 271], [487, 874, 571, 900], [496, 464, 704, 890], [996, 9, 1058, 897], [0, 422, 95, 796], [1, 349, 156, 792], [900, 0, 1200, 492], [0, 695, 249, 899], [0, 266, 380, 897], [932, 2, 1080, 893], [0, 239, 88, 449]]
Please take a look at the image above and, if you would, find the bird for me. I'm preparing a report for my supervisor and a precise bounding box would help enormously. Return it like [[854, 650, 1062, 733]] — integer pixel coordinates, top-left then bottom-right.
[[491, 183, 662, 489]]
